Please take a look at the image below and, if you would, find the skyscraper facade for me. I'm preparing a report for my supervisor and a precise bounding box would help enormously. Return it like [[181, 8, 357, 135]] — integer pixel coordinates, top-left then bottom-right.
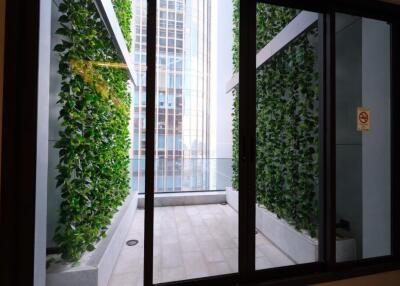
[[132, 0, 211, 193]]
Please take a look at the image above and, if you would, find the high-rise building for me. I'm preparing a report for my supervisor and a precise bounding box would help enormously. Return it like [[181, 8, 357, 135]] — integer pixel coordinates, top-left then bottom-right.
[[132, 0, 211, 193]]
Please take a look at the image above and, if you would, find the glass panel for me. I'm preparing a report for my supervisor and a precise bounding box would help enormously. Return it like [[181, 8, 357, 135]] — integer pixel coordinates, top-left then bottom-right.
[[153, 0, 238, 283], [335, 13, 391, 261], [255, 3, 321, 269]]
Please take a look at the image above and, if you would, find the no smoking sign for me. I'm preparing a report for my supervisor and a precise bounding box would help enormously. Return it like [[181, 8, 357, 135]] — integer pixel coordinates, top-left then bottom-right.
[[357, 107, 370, 131]]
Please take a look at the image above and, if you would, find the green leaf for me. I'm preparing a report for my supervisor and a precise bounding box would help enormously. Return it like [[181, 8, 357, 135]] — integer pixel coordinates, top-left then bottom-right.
[[54, 44, 65, 52], [53, 0, 132, 263], [232, 3, 319, 237], [58, 15, 69, 23]]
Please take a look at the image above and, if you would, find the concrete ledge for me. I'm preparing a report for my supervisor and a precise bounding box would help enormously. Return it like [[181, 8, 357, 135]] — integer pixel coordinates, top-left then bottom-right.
[[226, 187, 238, 211], [138, 191, 226, 208], [226, 187, 356, 263], [47, 192, 138, 286]]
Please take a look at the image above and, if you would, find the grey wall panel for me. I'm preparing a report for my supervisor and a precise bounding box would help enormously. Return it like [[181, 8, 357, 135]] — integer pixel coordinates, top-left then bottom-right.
[[361, 18, 391, 258]]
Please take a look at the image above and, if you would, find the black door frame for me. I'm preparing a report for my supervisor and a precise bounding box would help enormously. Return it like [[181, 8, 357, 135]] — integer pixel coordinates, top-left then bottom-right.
[[0, 0, 41, 285]]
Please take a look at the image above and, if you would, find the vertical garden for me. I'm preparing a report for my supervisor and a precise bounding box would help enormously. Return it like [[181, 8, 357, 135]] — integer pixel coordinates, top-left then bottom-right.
[[53, 0, 133, 262], [231, 2, 320, 237]]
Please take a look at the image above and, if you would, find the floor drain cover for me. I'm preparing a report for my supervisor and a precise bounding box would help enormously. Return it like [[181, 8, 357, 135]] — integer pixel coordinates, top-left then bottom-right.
[[220, 202, 227, 205], [126, 239, 139, 246]]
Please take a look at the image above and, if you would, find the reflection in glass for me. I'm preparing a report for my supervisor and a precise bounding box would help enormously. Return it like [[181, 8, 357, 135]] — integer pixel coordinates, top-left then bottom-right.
[[255, 3, 321, 269], [149, 0, 238, 283]]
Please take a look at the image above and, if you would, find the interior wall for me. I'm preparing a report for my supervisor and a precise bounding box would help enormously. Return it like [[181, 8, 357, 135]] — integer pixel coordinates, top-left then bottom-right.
[[209, 0, 233, 188], [335, 15, 363, 257], [361, 17, 391, 258], [47, 0, 63, 248], [209, 0, 233, 160]]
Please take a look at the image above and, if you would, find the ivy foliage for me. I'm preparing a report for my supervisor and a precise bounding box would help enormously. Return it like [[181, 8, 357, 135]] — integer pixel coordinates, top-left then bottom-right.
[[113, 0, 133, 50], [232, 3, 319, 237], [53, 0, 132, 262], [231, 0, 239, 190]]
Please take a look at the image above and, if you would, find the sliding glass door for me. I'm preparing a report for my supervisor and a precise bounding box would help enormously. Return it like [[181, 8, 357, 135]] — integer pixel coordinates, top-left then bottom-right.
[[254, 2, 323, 270], [141, 1, 397, 285], [151, 0, 238, 283], [144, 0, 240, 284]]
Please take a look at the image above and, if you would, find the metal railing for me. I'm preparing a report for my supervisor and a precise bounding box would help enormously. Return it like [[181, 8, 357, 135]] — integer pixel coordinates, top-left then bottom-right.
[[131, 158, 232, 193]]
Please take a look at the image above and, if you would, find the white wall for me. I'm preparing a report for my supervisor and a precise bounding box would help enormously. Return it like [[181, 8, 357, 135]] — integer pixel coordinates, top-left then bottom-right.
[[35, 0, 52, 284], [210, 0, 233, 160], [209, 0, 234, 189], [361, 18, 391, 258], [46, 0, 64, 248]]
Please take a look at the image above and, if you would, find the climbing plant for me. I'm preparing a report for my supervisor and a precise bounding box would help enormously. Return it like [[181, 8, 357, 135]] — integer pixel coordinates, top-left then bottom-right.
[[231, 3, 319, 237], [231, 0, 239, 191], [53, 0, 132, 262]]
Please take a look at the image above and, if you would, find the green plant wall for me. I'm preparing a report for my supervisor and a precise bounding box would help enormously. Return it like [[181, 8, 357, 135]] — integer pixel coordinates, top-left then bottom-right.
[[231, 3, 319, 236], [53, 0, 132, 262]]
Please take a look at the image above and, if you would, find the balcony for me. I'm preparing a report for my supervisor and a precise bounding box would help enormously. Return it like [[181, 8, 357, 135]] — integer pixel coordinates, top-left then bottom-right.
[[107, 152, 357, 285], [105, 158, 295, 285], [109, 203, 294, 286]]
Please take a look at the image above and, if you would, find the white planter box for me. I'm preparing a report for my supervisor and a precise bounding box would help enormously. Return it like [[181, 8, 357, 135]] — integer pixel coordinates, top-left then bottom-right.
[[47, 192, 138, 286], [138, 191, 226, 208], [226, 187, 356, 263]]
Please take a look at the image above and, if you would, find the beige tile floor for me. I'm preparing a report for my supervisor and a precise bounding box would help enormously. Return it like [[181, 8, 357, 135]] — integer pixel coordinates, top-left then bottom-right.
[[108, 204, 294, 286]]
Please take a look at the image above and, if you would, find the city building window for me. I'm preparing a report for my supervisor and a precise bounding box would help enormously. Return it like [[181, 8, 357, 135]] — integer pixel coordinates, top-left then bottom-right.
[[160, 11, 166, 19], [168, 55, 174, 69], [166, 135, 174, 150], [158, 135, 165, 149], [159, 92, 165, 107], [175, 135, 182, 150], [168, 0, 175, 10], [167, 94, 174, 108], [141, 91, 146, 106], [133, 92, 139, 107], [168, 74, 174, 88], [159, 73, 166, 88], [159, 37, 166, 46], [158, 54, 166, 66], [176, 56, 182, 69], [176, 74, 182, 89], [176, 0, 184, 11], [160, 19, 167, 28], [160, 28, 166, 37], [177, 13, 183, 22]]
